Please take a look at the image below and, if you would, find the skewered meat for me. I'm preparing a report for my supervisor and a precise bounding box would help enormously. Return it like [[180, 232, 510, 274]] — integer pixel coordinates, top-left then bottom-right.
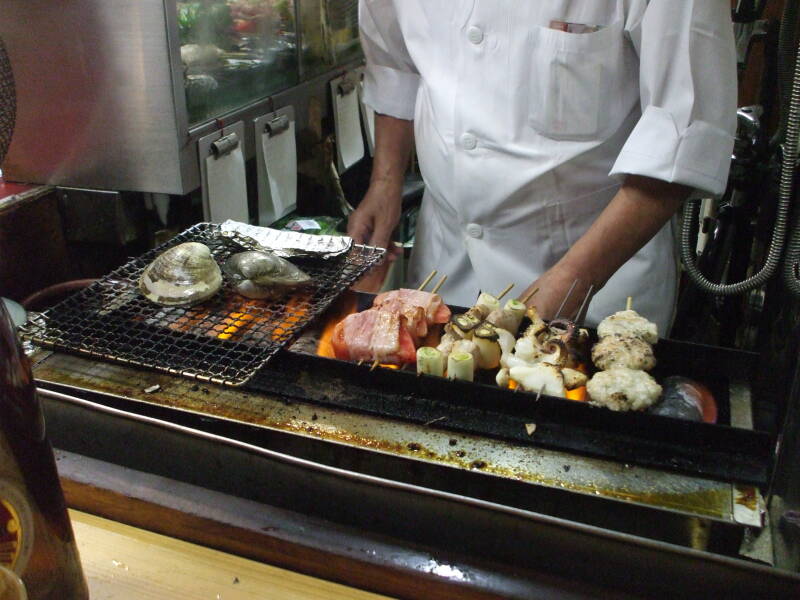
[[587, 368, 662, 412], [372, 296, 428, 338], [591, 335, 656, 371], [331, 309, 416, 364], [436, 331, 460, 356], [373, 289, 451, 326], [597, 310, 658, 344], [509, 364, 566, 398], [496, 367, 511, 388], [562, 368, 588, 390]]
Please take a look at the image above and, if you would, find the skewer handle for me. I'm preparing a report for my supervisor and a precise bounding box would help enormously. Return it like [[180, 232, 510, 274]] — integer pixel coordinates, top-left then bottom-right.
[[554, 279, 579, 320], [521, 287, 540, 305], [496, 283, 515, 302], [626, 296, 632, 311], [431, 275, 448, 295], [370, 359, 380, 371], [417, 270, 438, 292]]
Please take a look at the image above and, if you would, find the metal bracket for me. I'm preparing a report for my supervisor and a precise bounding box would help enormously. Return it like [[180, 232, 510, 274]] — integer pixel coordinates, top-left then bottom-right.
[[210, 132, 240, 158], [264, 114, 290, 137], [337, 79, 356, 96]]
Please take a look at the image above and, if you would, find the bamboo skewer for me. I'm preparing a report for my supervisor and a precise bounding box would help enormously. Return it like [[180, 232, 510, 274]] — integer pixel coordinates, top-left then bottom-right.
[[431, 275, 448, 295], [357, 359, 364, 366], [418, 270, 437, 291], [370, 359, 380, 371], [554, 279, 579, 320], [573, 284, 595, 326], [535, 385, 545, 403], [626, 296, 633, 311], [496, 283, 515, 302], [521, 287, 540, 305]]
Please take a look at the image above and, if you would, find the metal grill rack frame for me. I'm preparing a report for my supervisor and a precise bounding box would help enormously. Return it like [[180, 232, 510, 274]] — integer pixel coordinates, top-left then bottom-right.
[[20, 223, 384, 386]]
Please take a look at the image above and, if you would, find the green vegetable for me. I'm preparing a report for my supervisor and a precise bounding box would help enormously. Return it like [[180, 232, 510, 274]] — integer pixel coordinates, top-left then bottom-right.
[[447, 352, 474, 382], [417, 347, 444, 377]]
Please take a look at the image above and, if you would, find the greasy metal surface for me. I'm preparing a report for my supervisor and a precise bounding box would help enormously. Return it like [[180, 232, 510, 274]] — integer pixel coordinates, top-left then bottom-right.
[[263, 345, 771, 486], [39, 390, 800, 599], [20, 223, 384, 386], [33, 351, 744, 523]]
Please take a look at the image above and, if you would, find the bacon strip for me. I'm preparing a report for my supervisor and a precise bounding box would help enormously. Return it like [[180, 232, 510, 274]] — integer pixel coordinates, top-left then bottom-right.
[[373, 289, 451, 326], [333, 308, 416, 364]]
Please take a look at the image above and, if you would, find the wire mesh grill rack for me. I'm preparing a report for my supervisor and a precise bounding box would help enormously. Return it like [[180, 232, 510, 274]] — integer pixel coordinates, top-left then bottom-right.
[[20, 223, 385, 386]]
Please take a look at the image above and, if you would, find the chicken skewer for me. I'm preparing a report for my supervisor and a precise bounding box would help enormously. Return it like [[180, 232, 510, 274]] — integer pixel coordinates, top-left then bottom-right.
[[587, 297, 662, 411]]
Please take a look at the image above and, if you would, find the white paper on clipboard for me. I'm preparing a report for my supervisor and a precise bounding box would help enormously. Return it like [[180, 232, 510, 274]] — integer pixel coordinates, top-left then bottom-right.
[[330, 74, 364, 173], [358, 78, 376, 156], [254, 107, 297, 226], [204, 137, 249, 224]]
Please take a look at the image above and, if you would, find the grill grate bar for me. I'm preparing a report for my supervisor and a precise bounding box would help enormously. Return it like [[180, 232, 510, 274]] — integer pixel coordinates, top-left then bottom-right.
[[20, 223, 384, 386]]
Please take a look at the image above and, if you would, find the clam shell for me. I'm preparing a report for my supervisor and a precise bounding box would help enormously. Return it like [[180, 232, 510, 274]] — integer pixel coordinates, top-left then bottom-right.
[[224, 251, 311, 299], [139, 242, 222, 306]]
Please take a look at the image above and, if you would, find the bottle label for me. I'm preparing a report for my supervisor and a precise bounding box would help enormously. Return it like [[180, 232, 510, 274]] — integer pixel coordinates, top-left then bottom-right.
[[0, 481, 33, 573]]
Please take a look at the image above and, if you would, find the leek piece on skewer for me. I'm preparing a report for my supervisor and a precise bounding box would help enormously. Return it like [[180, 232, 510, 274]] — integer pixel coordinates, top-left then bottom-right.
[[417, 347, 445, 377], [447, 351, 474, 382]]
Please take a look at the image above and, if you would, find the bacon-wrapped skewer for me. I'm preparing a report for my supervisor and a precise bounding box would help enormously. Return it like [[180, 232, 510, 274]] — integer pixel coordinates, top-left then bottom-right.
[[331, 309, 417, 365]]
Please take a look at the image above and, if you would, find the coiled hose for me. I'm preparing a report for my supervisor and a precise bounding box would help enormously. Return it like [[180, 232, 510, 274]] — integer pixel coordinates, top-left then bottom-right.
[[774, 0, 799, 147], [782, 41, 800, 296], [681, 39, 800, 295]]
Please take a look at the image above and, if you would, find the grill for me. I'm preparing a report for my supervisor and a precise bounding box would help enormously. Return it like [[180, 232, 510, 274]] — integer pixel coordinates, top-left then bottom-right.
[[20, 223, 384, 386], [253, 292, 773, 486]]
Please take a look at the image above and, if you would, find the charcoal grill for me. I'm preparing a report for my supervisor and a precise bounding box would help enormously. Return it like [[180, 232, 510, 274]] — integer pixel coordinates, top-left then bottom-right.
[[19, 222, 384, 385]]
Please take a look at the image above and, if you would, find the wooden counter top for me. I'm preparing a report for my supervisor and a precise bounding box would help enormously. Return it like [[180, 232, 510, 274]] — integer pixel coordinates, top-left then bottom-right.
[[71, 509, 392, 600]]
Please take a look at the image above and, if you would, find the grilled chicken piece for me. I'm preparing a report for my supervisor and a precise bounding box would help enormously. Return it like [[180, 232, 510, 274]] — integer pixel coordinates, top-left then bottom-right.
[[587, 368, 662, 412], [591, 334, 656, 371], [561, 368, 588, 390], [597, 310, 658, 344]]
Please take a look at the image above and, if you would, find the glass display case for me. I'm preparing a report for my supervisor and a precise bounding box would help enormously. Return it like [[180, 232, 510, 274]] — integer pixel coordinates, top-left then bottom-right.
[[0, 0, 363, 195], [178, 1, 298, 125], [299, 0, 360, 79]]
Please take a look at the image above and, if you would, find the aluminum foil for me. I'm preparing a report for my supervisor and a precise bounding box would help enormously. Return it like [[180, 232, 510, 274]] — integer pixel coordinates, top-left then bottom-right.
[[219, 220, 352, 259]]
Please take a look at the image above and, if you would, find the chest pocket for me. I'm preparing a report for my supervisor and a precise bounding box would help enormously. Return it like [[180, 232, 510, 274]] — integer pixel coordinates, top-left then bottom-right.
[[528, 21, 627, 141]]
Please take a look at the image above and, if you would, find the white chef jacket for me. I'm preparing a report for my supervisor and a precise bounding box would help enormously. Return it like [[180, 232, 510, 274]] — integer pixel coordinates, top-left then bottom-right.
[[360, 0, 736, 334]]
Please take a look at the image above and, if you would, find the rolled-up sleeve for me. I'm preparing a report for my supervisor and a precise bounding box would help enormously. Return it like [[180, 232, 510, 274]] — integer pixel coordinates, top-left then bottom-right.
[[610, 0, 737, 196], [359, 0, 420, 120]]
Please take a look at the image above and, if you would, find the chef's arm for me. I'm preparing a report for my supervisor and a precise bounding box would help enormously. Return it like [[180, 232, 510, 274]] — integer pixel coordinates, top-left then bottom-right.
[[346, 114, 414, 250], [521, 175, 690, 318]]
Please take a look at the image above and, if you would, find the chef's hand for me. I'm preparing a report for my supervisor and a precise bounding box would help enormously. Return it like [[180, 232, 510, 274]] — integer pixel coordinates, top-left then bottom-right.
[[519, 265, 593, 322], [347, 180, 403, 261]]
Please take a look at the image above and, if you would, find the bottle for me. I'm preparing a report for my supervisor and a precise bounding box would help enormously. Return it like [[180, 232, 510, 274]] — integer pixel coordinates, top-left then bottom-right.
[[0, 302, 88, 599]]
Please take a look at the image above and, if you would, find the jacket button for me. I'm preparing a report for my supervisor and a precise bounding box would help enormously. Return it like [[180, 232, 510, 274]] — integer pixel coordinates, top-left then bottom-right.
[[466, 223, 483, 239], [467, 26, 484, 45], [460, 133, 477, 150]]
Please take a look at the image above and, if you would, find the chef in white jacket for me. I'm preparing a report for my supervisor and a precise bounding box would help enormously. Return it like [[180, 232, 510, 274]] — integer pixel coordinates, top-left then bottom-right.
[[348, 1, 737, 334]]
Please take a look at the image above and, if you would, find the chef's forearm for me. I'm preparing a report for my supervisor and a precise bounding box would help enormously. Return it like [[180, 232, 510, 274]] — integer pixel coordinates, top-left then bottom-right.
[[369, 114, 414, 192], [556, 175, 691, 290]]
